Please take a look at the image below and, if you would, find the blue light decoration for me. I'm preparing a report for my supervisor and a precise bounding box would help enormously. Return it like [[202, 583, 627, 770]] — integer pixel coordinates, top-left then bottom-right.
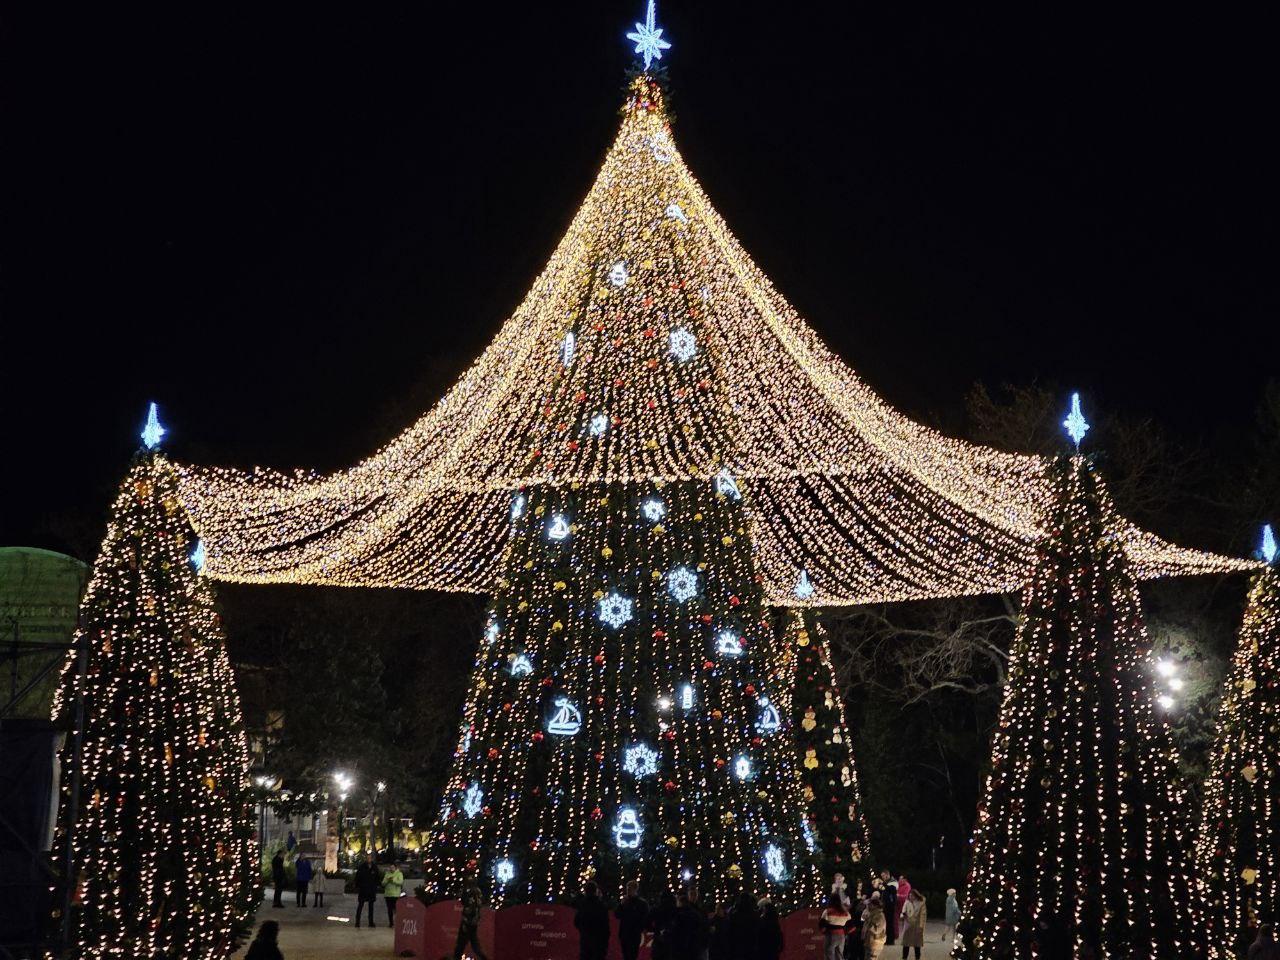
[[561, 331, 576, 368], [680, 683, 695, 711], [190, 539, 207, 573], [1063, 392, 1090, 449], [609, 261, 629, 287], [622, 743, 659, 779], [625, 0, 671, 72], [756, 697, 781, 734], [463, 783, 484, 818], [669, 328, 697, 363], [485, 620, 500, 644], [801, 820, 817, 853], [589, 413, 609, 437], [458, 725, 472, 755], [510, 654, 534, 677], [667, 566, 698, 602], [598, 592, 634, 629], [715, 631, 744, 657], [546, 514, 571, 541], [547, 698, 582, 736], [733, 755, 752, 780], [613, 807, 643, 850], [763, 843, 787, 883], [1261, 523, 1277, 564], [794, 569, 814, 600], [140, 402, 166, 450], [641, 498, 666, 522], [666, 203, 687, 223], [715, 468, 741, 501], [510, 493, 527, 521], [495, 859, 515, 884]]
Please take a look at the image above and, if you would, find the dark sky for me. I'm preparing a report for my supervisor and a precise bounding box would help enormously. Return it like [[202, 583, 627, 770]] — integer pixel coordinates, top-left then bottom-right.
[[4, 2, 1278, 556]]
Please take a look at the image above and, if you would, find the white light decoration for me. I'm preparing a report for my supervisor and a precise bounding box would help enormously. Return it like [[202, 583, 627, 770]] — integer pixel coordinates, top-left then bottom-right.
[[763, 844, 786, 882], [715, 469, 741, 501], [547, 697, 582, 736], [794, 569, 814, 600], [463, 783, 484, 818], [459, 726, 472, 755], [715, 631, 743, 657], [667, 565, 698, 602], [733, 755, 752, 780], [625, 0, 671, 71], [495, 859, 515, 884], [622, 743, 659, 779], [1158, 694, 1176, 710], [613, 807, 643, 849], [641, 498, 666, 522], [510, 654, 533, 677], [648, 133, 674, 163], [801, 820, 817, 853], [756, 697, 781, 734], [140, 402, 165, 450], [1168, 677, 1185, 692], [485, 620, 500, 644], [1262, 523, 1277, 564], [665, 202, 687, 222], [1063, 392, 1090, 448], [510, 493, 527, 520], [669, 327, 696, 363], [589, 413, 609, 437], [598, 592, 634, 629], [608, 261, 629, 287], [190, 539, 207, 573], [560, 331, 576, 368], [546, 514, 571, 541], [680, 684, 694, 710], [1156, 659, 1176, 678]]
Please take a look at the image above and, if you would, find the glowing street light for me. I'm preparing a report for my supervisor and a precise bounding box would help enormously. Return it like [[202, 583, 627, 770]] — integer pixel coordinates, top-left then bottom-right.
[[1157, 694, 1176, 710], [1155, 660, 1176, 679]]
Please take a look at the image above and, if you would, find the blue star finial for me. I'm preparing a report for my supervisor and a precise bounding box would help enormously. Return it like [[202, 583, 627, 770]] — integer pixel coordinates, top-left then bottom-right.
[[141, 402, 166, 450], [626, 0, 672, 71], [1063, 392, 1090, 449], [1261, 524, 1277, 565]]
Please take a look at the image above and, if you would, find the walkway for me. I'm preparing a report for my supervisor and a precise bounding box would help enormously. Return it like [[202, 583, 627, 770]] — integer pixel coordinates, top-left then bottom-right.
[[233, 888, 392, 960]]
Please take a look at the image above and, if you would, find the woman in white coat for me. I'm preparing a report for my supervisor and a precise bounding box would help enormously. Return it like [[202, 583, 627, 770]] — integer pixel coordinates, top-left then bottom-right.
[[310, 859, 329, 908]]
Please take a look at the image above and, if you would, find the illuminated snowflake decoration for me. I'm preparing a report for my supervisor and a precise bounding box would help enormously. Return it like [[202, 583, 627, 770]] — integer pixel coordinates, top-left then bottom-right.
[[1261, 523, 1277, 564], [715, 631, 744, 657], [546, 514, 571, 541], [667, 566, 698, 602], [756, 697, 781, 734], [190, 539, 207, 573], [669, 327, 697, 363], [589, 413, 609, 437], [641, 498, 666, 522], [561, 331, 576, 368], [1063, 391, 1090, 448], [715, 469, 741, 500], [623, 743, 660, 779], [510, 654, 533, 677], [510, 493, 527, 521], [495, 859, 515, 884], [794, 569, 814, 600], [625, 0, 672, 71], [598, 592, 634, 629], [734, 755, 752, 780], [462, 783, 484, 818], [140, 402, 166, 450], [666, 203, 687, 222], [763, 844, 787, 882], [609, 261, 629, 287]]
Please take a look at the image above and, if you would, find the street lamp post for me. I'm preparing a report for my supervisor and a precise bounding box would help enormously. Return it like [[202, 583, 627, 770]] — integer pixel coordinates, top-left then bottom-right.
[[333, 772, 354, 860]]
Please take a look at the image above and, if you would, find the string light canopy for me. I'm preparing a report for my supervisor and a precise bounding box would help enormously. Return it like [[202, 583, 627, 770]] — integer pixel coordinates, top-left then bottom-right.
[[175, 58, 1254, 607]]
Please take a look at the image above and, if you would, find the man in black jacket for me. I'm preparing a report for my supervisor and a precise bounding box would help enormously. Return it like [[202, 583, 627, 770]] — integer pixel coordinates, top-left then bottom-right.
[[616, 880, 649, 960], [270, 850, 286, 908], [671, 886, 710, 960], [575, 880, 611, 960], [354, 853, 381, 929]]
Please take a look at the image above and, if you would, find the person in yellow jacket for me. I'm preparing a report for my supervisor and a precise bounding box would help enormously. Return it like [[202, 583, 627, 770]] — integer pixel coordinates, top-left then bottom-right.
[[382, 861, 405, 929]]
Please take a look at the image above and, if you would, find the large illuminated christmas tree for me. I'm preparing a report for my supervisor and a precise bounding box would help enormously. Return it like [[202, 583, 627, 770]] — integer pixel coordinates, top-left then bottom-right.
[[50, 410, 257, 958], [1195, 525, 1280, 956], [954, 443, 1205, 959]]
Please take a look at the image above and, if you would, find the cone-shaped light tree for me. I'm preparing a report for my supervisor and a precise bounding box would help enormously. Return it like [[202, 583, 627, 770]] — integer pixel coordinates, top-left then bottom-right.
[[1195, 525, 1279, 955], [50, 409, 257, 958], [954, 421, 1205, 958]]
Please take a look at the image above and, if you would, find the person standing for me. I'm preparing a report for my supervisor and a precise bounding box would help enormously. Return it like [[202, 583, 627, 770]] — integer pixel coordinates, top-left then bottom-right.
[[354, 852, 381, 929], [727, 891, 757, 960], [894, 876, 911, 933], [294, 854, 312, 907], [879, 874, 897, 947], [650, 890, 679, 960], [270, 850, 286, 909], [311, 860, 328, 908], [862, 895, 887, 960], [616, 880, 650, 960], [672, 886, 710, 960], [755, 898, 784, 960], [1248, 924, 1280, 959], [708, 901, 730, 960], [574, 880, 611, 960], [383, 860, 405, 928], [831, 874, 852, 911], [244, 920, 284, 960], [454, 876, 489, 960], [899, 890, 925, 960], [819, 891, 851, 960], [943, 888, 959, 942]]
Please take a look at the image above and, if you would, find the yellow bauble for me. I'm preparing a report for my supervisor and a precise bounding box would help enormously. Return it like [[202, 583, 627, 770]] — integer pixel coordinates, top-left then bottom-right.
[[601, 547, 613, 558]]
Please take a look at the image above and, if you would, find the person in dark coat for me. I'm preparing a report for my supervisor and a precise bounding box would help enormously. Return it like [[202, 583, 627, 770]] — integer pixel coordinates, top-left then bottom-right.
[[294, 855, 312, 907], [354, 853, 381, 929], [878, 872, 897, 947], [727, 891, 758, 960], [454, 875, 489, 960], [574, 880, 611, 960], [244, 920, 283, 960], [270, 851, 286, 908], [671, 886, 711, 960], [650, 890, 679, 960], [1249, 924, 1280, 960], [616, 880, 650, 960], [708, 901, 730, 960], [755, 898, 784, 960]]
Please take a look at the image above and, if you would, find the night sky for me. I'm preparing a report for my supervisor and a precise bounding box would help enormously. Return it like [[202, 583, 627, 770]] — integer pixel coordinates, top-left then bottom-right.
[[5, 2, 1279, 555]]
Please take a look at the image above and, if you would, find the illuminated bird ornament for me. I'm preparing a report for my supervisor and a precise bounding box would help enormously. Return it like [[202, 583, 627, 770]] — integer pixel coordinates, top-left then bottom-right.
[[463, 783, 484, 818], [1261, 523, 1277, 564], [1063, 392, 1090, 449], [794, 569, 814, 600], [190, 540, 207, 573], [140, 402, 166, 450], [547, 697, 583, 736], [625, 0, 671, 71]]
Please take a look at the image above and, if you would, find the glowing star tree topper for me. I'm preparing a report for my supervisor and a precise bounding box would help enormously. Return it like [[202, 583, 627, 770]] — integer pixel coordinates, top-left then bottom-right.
[[1261, 523, 1277, 564], [625, 0, 671, 71], [140, 402, 166, 450], [1063, 391, 1090, 449]]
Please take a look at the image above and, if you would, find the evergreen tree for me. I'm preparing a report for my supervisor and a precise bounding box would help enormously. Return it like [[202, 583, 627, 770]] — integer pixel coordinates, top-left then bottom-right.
[[51, 440, 257, 958], [782, 609, 871, 880], [1196, 527, 1279, 955], [954, 456, 1204, 959]]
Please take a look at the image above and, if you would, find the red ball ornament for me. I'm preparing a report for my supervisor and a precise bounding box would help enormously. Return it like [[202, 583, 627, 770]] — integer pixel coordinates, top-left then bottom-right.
[[487, 748, 500, 760], [594, 654, 605, 664], [702, 660, 714, 671], [744, 684, 756, 696], [591, 806, 603, 820], [531, 731, 545, 743], [664, 780, 677, 792], [729, 595, 740, 606]]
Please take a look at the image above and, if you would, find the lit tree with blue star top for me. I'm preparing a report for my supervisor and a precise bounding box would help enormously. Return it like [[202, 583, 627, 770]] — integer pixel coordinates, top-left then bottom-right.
[[419, 5, 821, 908]]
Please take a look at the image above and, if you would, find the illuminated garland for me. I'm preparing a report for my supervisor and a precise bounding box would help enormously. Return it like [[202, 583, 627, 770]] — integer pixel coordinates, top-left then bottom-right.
[[954, 456, 1207, 960], [1194, 540, 1279, 956], [171, 76, 1250, 605], [50, 452, 258, 958]]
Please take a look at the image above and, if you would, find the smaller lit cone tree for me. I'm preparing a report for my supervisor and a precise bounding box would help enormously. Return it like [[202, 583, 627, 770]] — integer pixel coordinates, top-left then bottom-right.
[[953, 450, 1205, 959], [1195, 524, 1280, 956], [50, 410, 257, 959]]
